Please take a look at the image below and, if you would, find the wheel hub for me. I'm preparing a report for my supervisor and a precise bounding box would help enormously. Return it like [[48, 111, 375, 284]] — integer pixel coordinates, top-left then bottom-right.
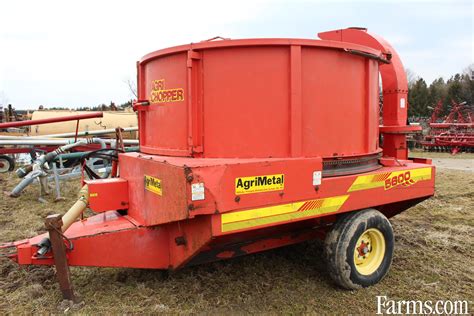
[[357, 241, 370, 256], [354, 228, 386, 275], [0, 159, 10, 173]]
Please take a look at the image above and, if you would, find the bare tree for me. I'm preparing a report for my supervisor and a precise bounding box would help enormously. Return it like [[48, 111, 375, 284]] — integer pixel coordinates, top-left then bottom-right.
[[124, 78, 137, 99], [463, 63, 474, 80], [405, 68, 418, 89]]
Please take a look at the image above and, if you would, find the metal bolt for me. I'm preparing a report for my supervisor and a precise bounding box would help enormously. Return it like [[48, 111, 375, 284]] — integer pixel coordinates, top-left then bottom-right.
[[235, 196, 240, 202], [175, 236, 187, 246]]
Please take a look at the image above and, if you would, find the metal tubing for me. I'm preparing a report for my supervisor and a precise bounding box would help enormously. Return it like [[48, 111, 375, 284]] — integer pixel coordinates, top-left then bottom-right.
[[52, 163, 61, 199], [0, 139, 79, 146], [0, 138, 139, 146], [10, 169, 44, 196], [106, 139, 139, 145], [0, 112, 103, 129], [0, 127, 138, 140], [32, 126, 138, 139]]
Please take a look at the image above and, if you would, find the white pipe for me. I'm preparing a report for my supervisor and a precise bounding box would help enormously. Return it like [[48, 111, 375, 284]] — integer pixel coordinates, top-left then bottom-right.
[[0, 139, 78, 145], [0, 138, 139, 146], [0, 136, 65, 140], [0, 126, 138, 139], [33, 126, 138, 138], [108, 139, 139, 145]]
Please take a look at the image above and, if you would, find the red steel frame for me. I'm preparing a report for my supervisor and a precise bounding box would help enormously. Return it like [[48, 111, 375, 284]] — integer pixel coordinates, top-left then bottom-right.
[[10, 157, 434, 269], [3, 28, 435, 275], [0, 112, 103, 129]]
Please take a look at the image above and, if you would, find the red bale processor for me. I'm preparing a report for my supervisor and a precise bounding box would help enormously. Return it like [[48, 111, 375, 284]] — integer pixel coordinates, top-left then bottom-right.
[[2, 28, 435, 298]]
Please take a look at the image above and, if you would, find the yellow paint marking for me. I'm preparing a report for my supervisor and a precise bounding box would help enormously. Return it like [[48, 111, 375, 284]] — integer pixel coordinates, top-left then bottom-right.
[[221, 195, 349, 233], [348, 167, 432, 192]]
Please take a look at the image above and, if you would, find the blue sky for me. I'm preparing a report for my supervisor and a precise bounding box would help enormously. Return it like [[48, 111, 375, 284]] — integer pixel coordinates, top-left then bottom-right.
[[0, 0, 472, 109]]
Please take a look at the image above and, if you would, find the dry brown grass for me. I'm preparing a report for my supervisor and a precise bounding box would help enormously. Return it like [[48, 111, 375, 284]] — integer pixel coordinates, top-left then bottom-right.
[[0, 166, 473, 314], [409, 149, 474, 160]]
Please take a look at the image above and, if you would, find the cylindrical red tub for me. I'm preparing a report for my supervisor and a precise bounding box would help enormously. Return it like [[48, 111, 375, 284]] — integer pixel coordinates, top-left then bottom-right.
[[136, 38, 381, 160]]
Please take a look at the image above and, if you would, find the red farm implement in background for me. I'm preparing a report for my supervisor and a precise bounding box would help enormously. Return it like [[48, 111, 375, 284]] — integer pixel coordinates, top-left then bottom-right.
[[1, 28, 435, 299], [0, 112, 139, 172], [0, 112, 105, 172], [422, 100, 474, 154]]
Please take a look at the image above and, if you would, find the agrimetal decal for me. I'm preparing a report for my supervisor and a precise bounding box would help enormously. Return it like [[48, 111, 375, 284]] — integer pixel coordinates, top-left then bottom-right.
[[150, 79, 184, 104], [347, 167, 432, 192], [235, 174, 284, 195], [221, 195, 349, 233], [145, 175, 162, 196]]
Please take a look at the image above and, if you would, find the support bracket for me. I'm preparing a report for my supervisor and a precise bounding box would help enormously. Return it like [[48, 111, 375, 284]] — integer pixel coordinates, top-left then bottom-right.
[[45, 214, 75, 301]]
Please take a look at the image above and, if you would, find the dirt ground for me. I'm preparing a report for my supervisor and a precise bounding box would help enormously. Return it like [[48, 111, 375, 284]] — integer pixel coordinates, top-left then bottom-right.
[[410, 150, 474, 172], [0, 155, 473, 314]]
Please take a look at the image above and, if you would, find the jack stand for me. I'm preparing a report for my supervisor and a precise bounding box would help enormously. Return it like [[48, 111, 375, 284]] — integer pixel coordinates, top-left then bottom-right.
[[45, 214, 75, 302], [38, 176, 49, 203], [52, 164, 65, 202]]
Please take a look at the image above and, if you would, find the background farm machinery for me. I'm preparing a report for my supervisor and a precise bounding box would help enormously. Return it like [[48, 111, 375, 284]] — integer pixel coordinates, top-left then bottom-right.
[[0, 112, 138, 201], [421, 100, 474, 154]]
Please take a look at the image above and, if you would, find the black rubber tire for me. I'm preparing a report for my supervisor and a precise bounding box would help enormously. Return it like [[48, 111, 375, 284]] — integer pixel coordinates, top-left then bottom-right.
[[0, 155, 15, 173], [324, 209, 394, 290]]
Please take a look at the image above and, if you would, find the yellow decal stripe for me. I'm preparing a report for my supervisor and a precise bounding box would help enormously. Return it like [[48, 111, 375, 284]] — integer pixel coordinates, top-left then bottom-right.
[[348, 167, 432, 192], [409, 167, 432, 181], [221, 195, 349, 233]]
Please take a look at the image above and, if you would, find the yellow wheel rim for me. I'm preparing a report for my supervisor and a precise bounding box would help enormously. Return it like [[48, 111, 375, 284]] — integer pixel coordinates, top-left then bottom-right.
[[354, 228, 385, 275]]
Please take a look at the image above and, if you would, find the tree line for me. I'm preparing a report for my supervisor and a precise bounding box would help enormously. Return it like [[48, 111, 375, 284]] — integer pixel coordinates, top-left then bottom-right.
[[407, 64, 474, 118]]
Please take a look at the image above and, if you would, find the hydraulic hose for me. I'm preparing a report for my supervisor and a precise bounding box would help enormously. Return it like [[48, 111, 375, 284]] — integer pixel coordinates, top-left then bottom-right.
[[10, 167, 46, 197], [61, 185, 89, 232], [36, 185, 89, 257]]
